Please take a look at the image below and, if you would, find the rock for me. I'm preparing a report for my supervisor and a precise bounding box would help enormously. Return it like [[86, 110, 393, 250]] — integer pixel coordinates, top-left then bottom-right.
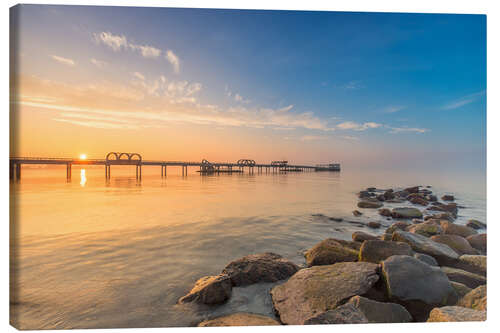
[[441, 267, 486, 289], [395, 190, 410, 198], [428, 203, 458, 216], [359, 240, 413, 264], [409, 197, 429, 206], [441, 195, 455, 201], [466, 219, 486, 230], [391, 231, 459, 266], [430, 235, 478, 255], [427, 306, 486, 322], [405, 186, 420, 193], [376, 194, 386, 201], [440, 221, 477, 238], [413, 253, 438, 266], [428, 195, 438, 202], [198, 313, 281, 326], [458, 285, 486, 311], [392, 207, 423, 219], [386, 221, 410, 234], [425, 212, 454, 222], [450, 282, 472, 300], [378, 208, 392, 217], [408, 222, 443, 237], [222, 253, 299, 286], [358, 201, 383, 209], [381, 255, 456, 321], [304, 303, 368, 324], [466, 234, 486, 254], [458, 255, 486, 275], [367, 221, 381, 229], [347, 295, 412, 323], [329, 217, 343, 222], [353, 210, 362, 217], [270, 262, 379, 325], [358, 191, 373, 199], [412, 219, 423, 224], [386, 199, 404, 203], [178, 274, 232, 304], [366, 187, 376, 192], [381, 233, 393, 241], [352, 231, 378, 242], [305, 238, 359, 266], [384, 190, 395, 200]]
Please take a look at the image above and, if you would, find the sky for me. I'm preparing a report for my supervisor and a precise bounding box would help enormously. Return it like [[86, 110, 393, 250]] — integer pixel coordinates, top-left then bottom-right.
[[10, 5, 486, 170]]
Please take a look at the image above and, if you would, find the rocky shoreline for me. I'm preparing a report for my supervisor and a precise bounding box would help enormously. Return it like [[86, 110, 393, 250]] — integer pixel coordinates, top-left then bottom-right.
[[177, 185, 486, 326]]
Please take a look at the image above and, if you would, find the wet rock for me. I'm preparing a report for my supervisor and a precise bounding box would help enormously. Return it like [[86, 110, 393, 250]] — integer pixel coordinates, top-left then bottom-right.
[[441, 267, 486, 289], [305, 238, 359, 266], [425, 212, 454, 222], [386, 199, 404, 203], [441, 195, 455, 201], [428, 203, 458, 216], [378, 208, 392, 217], [427, 306, 486, 322], [391, 231, 459, 266], [367, 221, 381, 229], [381, 233, 393, 241], [392, 207, 423, 219], [427, 195, 438, 202], [386, 221, 410, 234], [358, 191, 373, 199], [270, 262, 379, 325], [384, 190, 395, 200], [430, 235, 478, 255], [413, 253, 438, 266], [347, 295, 412, 323], [198, 313, 281, 326], [359, 240, 413, 264], [440, 221, 477, 238], [222, 253, 299, 286], [329, 217, 343, 222], [304, 303, 368, 324], [366, 187, 377, 192], [178, 274, 232, 304], [450, 282, 472, 300], [408, 222, 443, 237], [458, 255, 486, 276], [353, 210, 363, 217], [457, 285, 486, 311], [394, 190, 410, 198], [412, 219, 423, 224], [376, 194, 386, 201], [405, 186, 420, 193], [352, 231, 378, 242], [466, 234, 486, 254], [358, 201, 383, 209], [466, 219, 486, 230], [409, 197, 429, 206], [381, 255, 456, 321]]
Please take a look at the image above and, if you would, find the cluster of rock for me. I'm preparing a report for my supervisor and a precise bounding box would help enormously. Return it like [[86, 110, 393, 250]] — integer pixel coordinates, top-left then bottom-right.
[[177, 185, 486, 326]]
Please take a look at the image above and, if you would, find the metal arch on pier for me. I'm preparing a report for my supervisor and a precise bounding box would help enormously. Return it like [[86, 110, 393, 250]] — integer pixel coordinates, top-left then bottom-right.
[[237, 159, 256, 166], [106, 152, 142, 163]]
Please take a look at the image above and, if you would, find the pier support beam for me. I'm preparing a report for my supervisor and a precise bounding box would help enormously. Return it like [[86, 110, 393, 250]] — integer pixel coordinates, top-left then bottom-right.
[[16, 163, 21, 180], [105, 164, 110, 179], [66, 163, 72, 181]]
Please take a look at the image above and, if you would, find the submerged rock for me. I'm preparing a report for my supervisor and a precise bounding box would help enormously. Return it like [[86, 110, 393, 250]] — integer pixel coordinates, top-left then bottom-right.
[[222, 253, 299, 287], [440, 221, 477, 238], [367, 221, 381, 229], [178, 274, 232, 305], [427, 306, 486, 322], [441, 195, 455, 201], [430, 234, 478, 255], [359, 240, 413, 264], [358, 201, 383, 209], [441, 267, 486, 289], [458, 285, 486, 311], [198, 313, 281, 326], [270, 262, 379, 325], [392, 207, 423, 219], [466, 219, 486, 230], [347, 295, 412, 323], [466, 234, 486, 254], [304, 238, 359, 266], [304, 303, 368, 324]]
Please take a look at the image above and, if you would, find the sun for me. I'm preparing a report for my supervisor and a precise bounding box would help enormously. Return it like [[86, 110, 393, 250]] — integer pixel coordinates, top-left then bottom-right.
[[79, 154, 87, 160]]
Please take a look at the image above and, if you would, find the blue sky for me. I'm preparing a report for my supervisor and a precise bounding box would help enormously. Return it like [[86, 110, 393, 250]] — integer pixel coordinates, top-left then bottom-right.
[[12, 5, 486, 167]]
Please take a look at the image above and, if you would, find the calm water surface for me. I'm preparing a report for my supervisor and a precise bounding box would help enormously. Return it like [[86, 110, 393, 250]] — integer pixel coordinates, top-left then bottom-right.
[[10, 166, 486, 329]]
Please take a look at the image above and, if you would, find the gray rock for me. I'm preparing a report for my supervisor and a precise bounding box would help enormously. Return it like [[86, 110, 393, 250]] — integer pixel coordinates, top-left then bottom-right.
[[457, 285, 486, 311], [408, 223, 443, 237], [378, 208, 392, 217], [270, 262, 379, 325], [386, 221, 410, 234], [304, 304, 368, 324], [441, 195, 455, 201], [352, 231, 378, 242], [358, 201, 383, 209], [359, 240, 414, 264], [440, 267, 486, 289], [405, 186, 420, 193], [353, 210, 363, 217], [305, 238, 359, 266], [222, 253, 299, 286], [178, 274, 232, 304], [413, 253, 438, 266], [425, 212, 454, 222], [367, 221, 381, 229], [427, 306, 486, 322], [392, 207, 423, 219], [440, 221, 477, 238], [466, 219, 486, 230], [430, 234, 478, 255], [347, 295, 412, 323], [450, 282, 472, 301], [198, 313, 281, 326], [466, 234, 486, 254]]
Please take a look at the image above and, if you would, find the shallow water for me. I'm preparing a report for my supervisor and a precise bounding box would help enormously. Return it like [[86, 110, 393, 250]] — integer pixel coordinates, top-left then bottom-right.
[[10, 166, 486, 329]]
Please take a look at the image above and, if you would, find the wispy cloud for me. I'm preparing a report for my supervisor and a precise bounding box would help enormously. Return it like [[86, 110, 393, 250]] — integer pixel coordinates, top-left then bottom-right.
[[388, 126, 429, 134], [165, 50, 180, 74], [90, 58, 107, 68], [340, 135, 360, 141], [383, 106, 406, 113], [225, 86, 251, 104], [133, 71, 145, 81], [336, 121, 382, 131], [50, 55, 75, 66], [342, 80, 364, 90], [300, 135, 326, 142], [441, 91, 486, 110]]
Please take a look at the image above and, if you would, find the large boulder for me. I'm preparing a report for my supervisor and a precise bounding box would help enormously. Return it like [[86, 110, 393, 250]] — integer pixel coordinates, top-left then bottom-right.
[[392, 207, 423, 219], [270, 262, 379, 325], [427, 306, 486, 322], [413, 253, 438, 266], [466, 219, 486, 230], [440, 267, 486, 289], [440, 221, 477, 238], [304, 238, 359, 266], [198, 313, 280, 326], [430, 235, 478, 255], [466, 234, 486, 254], [458, 255, 486, 276], [352, 231, 378, 242], [222, 253, 299, 286], [178, 274, 232, 304], [359, 240, 414, 264], [391, 230, 459, 266], [381, 255, 456, 321], [304, 304, 368, 324], [457, 285, 486, 311], [358, 201, 383, 209], [347, 295, 412, 323], [450, 282, 472, 301], [408, 223, 442, 237]]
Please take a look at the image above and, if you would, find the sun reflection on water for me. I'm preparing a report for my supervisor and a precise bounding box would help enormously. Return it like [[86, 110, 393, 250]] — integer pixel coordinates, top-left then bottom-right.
[[80, 169, 87, 186]]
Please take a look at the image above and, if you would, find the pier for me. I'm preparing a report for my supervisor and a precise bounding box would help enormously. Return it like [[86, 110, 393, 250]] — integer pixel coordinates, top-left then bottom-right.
[[9, 152, 340, 181]]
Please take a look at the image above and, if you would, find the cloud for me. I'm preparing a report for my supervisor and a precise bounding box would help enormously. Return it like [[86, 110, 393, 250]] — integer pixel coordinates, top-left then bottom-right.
[[50, 55, 75, 66], [383, 106, 406, 113], [342, 80, 364, 90], [90, 58, 107, 68], [165, 50, 180, 73], [133, 72, 145, 81], [336, 121, 382, 131], [340, 135, 360, 141], [441, 91, 486, 110], [93, 32, 127, 51], [130, 44, 161, 58], [388, 126, 429, 134], [300, 135, 325, 141], [225, 86, 251, 104]]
